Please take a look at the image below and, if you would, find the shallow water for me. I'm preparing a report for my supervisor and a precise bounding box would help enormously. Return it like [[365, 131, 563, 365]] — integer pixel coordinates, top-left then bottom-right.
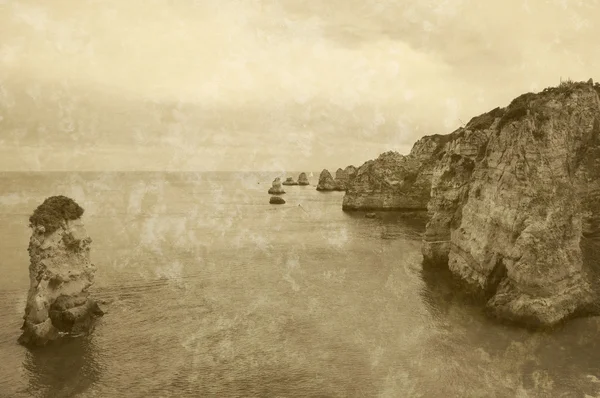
[[1, 172, 600, 398]]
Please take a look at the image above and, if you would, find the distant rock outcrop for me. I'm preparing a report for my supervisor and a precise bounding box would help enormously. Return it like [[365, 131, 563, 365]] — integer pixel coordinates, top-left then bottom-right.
[[298, 173, 310, 186], [282, 177, 298, 186], [19, 196, 103, 346], [268, 177, 286, 194], [269, 196, 286, 204], [316, 169, 344, 191], [316, 166, 357, 191]]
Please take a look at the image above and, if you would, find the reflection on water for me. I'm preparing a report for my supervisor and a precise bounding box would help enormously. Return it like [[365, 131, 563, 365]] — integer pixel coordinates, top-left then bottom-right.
[[23, 336, 101, 398]]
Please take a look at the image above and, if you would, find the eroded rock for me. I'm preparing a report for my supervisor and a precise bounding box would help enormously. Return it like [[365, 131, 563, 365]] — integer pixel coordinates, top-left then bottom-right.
[[19, 196, 103, 346]]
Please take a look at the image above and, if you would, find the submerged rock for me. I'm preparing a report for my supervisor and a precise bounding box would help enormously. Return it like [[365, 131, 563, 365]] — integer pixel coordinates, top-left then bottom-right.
[[282, 177, 298, 186], [269, 196, 286, 204], [19, 196, 103, 346], [365, 212, 377, 219], [298, 172, 310, 186], [268, 177, 286, 194]]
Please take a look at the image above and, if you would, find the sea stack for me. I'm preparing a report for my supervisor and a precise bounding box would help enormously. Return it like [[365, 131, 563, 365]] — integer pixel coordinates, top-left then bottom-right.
[[342, 134, 451, 211], [282, 177, 298, 186], [316, 169, 345, 191], [298, 172, 310, 186], [268, 177, 286, 194], [19, 196, 103, 346]]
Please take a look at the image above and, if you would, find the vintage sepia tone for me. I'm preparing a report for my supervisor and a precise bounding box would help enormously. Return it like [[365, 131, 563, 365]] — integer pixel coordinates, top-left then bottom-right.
[[2, 1, 600, 397]]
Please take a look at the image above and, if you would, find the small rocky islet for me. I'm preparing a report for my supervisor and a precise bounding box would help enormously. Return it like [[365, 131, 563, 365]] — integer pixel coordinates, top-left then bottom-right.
[[19, 196, 103, 346]]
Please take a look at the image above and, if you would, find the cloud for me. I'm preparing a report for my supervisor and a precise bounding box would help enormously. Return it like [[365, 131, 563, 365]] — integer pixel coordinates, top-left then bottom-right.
[[1, 0, 599, 171]]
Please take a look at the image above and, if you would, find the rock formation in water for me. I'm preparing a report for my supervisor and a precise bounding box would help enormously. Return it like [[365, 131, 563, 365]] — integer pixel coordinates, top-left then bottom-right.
[[268, 177, 286, 194], [298, 172, 310, 186], [282, 177, 298, 186], [424, 81, 600, 327], [349, 80, 600, 327], [316, 169, 342, 191], [269, 196, 286, 204], [19, 196, 103, 346], [316, 167, 357, 191]]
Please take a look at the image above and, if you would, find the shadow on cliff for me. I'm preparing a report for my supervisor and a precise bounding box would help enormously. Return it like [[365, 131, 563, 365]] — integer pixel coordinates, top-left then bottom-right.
[[418, 259, 487, 323], [22, 336, 101, 398]]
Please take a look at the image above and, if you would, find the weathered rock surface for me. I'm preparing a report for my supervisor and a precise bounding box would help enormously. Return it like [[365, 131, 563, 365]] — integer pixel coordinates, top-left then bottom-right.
[[346, 80, 600, 327], [268, 177, 286, 194], [421, 81, 600, 327], [282, 177, 298, 186], [316, 169, 344, 191], [19, 196, 103, 346], [316, 167, 357, 191], [269, 196, 286, 204], [298, 172, 310, 186], [342, 135, 450, 210]]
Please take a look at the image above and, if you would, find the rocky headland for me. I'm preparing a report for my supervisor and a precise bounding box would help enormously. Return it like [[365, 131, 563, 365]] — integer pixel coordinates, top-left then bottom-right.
[[268, 177, 286, 194], [19, 196, 103, 346], [346, 80, 600, 327]]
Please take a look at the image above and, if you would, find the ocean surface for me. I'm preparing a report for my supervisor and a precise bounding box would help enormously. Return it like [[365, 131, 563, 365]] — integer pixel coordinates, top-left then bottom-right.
[[1, 171, 600, 398]]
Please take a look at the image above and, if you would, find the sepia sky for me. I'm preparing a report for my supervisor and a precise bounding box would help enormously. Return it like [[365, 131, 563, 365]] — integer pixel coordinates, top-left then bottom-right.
[[1, 0, 599, 171]]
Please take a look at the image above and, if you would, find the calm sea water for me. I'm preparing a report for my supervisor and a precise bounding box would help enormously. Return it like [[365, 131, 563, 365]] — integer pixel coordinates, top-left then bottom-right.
[[1, 172, 600, 398]]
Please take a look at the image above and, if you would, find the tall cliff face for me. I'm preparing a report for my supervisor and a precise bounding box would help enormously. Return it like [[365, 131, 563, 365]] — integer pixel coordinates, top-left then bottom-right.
[[423, 82, 600, 327], [342, 135, 450, 210], [19, 196, 103, 346]]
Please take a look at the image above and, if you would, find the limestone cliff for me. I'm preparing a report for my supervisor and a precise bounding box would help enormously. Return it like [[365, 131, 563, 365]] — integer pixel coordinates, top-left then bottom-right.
[[422, 81, 600, 327], [342, 135, 450, 210], [344, 80, 600, 327], [19, 196, 103, 346]]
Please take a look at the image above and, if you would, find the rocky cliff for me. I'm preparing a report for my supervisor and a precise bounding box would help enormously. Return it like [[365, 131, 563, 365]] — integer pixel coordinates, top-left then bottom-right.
[[423, 81, 600, 327], [342, 135, 450, 210], [348, 80, 600, 327], [316, 169, 343, 191], [19, 196, 103, 346], [317, 166, 357, 191]]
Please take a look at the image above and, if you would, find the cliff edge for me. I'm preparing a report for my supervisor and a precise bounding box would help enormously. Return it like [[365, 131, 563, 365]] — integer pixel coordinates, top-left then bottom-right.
[[347, 80, 600, 327]]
